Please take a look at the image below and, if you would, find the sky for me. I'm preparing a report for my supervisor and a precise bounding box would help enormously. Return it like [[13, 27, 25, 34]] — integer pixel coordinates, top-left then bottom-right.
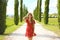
[[6, 0, 58, 16]]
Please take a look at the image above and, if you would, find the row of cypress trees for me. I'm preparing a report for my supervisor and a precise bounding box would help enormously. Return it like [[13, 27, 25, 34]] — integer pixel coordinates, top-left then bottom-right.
[[33, 0, 42, 21], [0, 0, 28, 34], [33, 7, 38, 20], [33, 0, 50, 24], [0, 0, 60, 34], [20, 0, 28, 22], [14, 0, 28, 25], [23, 5, 28, 17], [34, 0, 60, 28], [14, 0, 23, 25]]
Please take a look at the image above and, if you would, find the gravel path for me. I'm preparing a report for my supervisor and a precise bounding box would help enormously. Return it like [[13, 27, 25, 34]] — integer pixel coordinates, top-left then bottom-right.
[[5, 23, 60, 40]]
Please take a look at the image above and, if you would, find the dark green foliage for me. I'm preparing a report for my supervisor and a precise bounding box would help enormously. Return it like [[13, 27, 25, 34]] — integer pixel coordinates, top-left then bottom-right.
[[33, 7, 38, 20], [33, 0, 39, 20], [33, 0, 42, 21], [44, 0, 50, 24], [57, 0, 60, 29], [14, 0, 19, 25], [20, 0, 23, 22], [0, 0, 7, 34], [23, 5, 28, 17], [38, 0, 42, 22]]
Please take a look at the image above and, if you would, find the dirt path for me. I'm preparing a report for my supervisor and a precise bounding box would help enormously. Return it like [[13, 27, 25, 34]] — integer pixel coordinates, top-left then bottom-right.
[[5, 23, 60, 40]]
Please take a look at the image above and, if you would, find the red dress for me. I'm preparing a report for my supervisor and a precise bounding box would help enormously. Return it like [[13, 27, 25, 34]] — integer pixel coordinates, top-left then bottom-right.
[[25, 19, 36, 38]]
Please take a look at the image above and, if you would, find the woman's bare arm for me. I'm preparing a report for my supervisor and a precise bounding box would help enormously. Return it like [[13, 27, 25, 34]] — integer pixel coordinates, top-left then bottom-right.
[[23, 16, 28, 22]]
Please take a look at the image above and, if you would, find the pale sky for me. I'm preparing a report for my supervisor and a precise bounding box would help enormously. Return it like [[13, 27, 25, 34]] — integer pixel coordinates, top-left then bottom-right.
[[6, 0, 58, 16]]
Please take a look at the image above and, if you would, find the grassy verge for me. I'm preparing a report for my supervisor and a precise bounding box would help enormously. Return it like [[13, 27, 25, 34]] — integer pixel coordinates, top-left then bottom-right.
[[0, 36, 4, 40], [38, 18, 60, 36], [6, 17, 14, 27], [4, 22, 24, 34], [5, 17, 24, 34], [0, 17, 24, 40]]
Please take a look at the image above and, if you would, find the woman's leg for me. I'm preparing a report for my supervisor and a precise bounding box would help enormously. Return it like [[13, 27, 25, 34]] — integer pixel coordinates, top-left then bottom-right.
[[28, 37, 33, 40]]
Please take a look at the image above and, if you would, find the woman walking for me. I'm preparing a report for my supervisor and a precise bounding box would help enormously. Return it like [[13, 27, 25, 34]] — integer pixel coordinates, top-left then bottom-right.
[[23, 13, 36, 40]]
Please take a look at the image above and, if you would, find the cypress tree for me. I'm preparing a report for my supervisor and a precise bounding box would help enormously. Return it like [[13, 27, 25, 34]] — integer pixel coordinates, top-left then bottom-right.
[[14, 0, 19, 25], [20, 0, 23, 22], [23, 5, 25, 17], [44, 0, 50, 24], [57, 0, 60, 29], [23, 5, 28, 17], [33, 0, 39, 20], [0, 0, 7, 34], [33, 7, 38, 20], [38, 0, 42, 22]]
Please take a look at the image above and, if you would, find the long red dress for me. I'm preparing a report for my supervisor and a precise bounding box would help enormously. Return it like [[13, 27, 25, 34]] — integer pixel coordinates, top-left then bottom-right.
[[25, 19, 36, 38]]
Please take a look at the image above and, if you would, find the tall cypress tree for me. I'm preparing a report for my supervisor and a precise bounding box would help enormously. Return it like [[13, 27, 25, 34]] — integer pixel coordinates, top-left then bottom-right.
[[23, 5, 25, 17], [37, 0, 39, 20], [14, 0, 19, 25], [58, 0, 60, 29], [33, 7, 38, 20], [0, 0, 7, 34], [25, 7, 28, 16], [20, 0, 23, 22], [23, 5, 28, 17], [44, 0, 50, 24], [33, 0, 39, 20], [38, 0, 42, 22]]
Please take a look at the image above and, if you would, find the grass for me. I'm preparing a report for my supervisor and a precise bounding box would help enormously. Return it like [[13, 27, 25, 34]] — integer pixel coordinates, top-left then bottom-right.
[[0, 17, 24, 40], [38, 18, 60, 36], [6, 17, 14, 27], [5, 17, 24, 34], [0, 36, 4, 40], [4, 22, 24, 34]]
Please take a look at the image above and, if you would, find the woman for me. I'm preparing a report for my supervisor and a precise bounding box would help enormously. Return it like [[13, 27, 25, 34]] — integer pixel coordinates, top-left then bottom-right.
[[23, 13, 36, 40]]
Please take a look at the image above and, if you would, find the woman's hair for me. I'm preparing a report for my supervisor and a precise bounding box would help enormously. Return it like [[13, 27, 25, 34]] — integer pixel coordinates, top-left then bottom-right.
[[27, 13, 33, 18], [27, 13, 34, 22]]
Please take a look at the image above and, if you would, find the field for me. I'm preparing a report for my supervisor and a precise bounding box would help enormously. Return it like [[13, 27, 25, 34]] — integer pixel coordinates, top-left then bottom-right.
[[39, 18, 60, 36], [0, 17, 24, 40]]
